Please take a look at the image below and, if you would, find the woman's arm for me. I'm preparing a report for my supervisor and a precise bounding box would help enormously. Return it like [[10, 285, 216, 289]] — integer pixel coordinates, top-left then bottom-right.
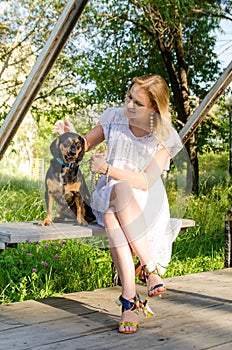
[[84, 123, 105, 151], [91, 147, 170, 190]]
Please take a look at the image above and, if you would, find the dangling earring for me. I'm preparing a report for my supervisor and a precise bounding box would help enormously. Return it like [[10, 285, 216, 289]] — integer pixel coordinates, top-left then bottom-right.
[[150, 112, 154, 133]]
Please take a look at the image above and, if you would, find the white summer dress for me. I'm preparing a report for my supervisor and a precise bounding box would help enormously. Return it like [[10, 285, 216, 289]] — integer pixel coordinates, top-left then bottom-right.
[[90, 107, 183, 274]]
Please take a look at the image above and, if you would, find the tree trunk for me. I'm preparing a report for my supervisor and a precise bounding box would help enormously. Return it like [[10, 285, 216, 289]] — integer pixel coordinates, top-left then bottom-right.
[[154, 20, 199, 193], [186, 134, 199, 194]]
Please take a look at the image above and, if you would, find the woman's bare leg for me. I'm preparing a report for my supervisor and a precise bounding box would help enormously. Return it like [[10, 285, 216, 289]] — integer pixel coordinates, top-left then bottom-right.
[[103, 181, 165, 333], [109, 181, 154, 265], [103, 208, 138, 333], [103, 208, 136, 299], [106, 182, 165, 294]]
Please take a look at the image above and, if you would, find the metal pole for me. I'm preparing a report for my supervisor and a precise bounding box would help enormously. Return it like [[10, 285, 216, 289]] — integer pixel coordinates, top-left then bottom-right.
[[179, 61, 232, 144], [225, 208, 232, 268], [229, 105, 232, 176], [0, 0, 89, 160]]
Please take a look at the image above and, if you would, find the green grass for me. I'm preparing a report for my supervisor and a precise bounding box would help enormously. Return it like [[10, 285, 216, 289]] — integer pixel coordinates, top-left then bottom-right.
[[0, 238, 111, 304], [0, 176, 45, 222], [165, 151, 231, 276], [0, 150, 231, 304], [166, 183, 228, 277]]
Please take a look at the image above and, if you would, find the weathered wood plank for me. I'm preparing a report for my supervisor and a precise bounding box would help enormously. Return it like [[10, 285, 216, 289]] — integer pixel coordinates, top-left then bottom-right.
[[0, 221, 105, 245], [0, 218, 195, 246], [0, 269, 231, 350]]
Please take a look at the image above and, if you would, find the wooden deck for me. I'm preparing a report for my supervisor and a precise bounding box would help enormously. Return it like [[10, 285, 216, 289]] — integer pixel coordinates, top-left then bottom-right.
[[0, 268, 231, 350]]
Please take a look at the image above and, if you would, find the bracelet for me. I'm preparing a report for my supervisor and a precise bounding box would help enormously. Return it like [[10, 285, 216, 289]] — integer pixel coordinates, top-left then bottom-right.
[[105, 163, 110, 175], [105, 163, 111, 184]]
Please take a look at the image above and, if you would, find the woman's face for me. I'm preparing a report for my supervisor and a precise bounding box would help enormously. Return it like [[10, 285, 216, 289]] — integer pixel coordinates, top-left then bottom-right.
[[124, 83, 154, 124]]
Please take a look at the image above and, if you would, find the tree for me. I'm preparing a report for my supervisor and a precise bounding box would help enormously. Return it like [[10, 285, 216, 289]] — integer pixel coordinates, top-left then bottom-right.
[[68, 0, 231, 192], [197, 92, 231, 154], [0, 0, 84, 161], [0, 0, 66, 122], [1, 0, 231, 190]]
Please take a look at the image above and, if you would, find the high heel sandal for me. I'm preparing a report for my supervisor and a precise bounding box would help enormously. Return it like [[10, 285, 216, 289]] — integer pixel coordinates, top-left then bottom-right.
[[116, 294, 154, 334], [145, 261, 166, 297]]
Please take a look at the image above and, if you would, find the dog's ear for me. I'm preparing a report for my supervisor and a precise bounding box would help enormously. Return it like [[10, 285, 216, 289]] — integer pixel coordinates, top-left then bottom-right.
[[50, 138, 61, 158], [77, 137, 85, 162]]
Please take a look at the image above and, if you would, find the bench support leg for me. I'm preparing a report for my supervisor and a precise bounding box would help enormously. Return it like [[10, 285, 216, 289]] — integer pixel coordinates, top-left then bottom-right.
[[0, 242, 6, 251], [0, 242, 18, 253]]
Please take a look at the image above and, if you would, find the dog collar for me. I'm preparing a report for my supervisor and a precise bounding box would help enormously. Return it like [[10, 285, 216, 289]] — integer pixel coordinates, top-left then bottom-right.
[[56, 157, 78, 169]]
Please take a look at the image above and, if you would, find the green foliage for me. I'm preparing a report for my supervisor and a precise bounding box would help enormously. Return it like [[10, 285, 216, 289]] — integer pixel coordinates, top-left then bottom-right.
[[72, 0, 226, 103], [166, 150, 231, 276], [199, 151, 229, 173], [197, 94, 231, 153], [1, 0, 231, 165], [167, 179, 229, 276], [0, 176, 46, 222], [0, 151, 231, 303], [0, 239, 112, 304], [0, 173, 113, 304], [0, 0, 65, 122]]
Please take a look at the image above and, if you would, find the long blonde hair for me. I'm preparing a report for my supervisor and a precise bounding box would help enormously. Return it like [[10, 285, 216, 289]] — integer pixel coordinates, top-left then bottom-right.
[[128, 74, 172, 141]]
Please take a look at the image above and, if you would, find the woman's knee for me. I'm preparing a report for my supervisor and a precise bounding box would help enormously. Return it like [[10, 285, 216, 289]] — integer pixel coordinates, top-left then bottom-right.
[[114, 181, 132, 194]]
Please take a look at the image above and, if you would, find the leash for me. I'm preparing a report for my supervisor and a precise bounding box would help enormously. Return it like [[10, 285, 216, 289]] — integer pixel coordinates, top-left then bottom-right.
[[81, 149, 106, 194], [90, 171, 97, 193], [79, 158, 97, 194]]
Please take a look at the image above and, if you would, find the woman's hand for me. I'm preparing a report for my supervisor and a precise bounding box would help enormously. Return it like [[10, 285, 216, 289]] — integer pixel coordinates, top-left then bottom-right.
[[90, 154, 108, 174], [89, 148, 170, 190], [52, 118, 76, 135]]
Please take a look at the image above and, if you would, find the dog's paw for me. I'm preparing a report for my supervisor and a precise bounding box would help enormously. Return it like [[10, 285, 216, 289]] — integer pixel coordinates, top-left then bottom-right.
[[77, 217, 88, 226], [38, 218, 52, 226], [53, 216, 65, 223]]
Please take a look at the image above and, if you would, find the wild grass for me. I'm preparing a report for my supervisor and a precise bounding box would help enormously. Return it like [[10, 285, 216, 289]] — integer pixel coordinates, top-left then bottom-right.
[[0, 238, 111, 304], [166, 181, 229, 277], [0, 151, 231, 304], [166, 151, 231, 276]]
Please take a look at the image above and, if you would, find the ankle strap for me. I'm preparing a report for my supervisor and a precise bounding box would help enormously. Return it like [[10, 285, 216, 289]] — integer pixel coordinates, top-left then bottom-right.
[[116, 294, 154, 318], [145, 261, 161, 275], [119, 295, 138, 312]]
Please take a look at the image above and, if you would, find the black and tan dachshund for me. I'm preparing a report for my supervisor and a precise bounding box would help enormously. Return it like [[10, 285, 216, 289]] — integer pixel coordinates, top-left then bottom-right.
[[39, 132, 95, 226]]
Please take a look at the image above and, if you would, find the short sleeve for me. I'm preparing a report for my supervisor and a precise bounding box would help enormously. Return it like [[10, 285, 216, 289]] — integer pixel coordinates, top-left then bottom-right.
[[163, 127, 183, 159], [99, 107, 124, 141]]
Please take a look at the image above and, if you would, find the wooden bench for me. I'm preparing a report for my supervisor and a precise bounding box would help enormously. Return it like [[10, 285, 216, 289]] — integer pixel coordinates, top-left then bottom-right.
[[0, 219, 195, 250], [0, 219, 195, 286]]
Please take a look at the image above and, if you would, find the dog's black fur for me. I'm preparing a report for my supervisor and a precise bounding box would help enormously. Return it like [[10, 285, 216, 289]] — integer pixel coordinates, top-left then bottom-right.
[[39, 132, 95, 226]]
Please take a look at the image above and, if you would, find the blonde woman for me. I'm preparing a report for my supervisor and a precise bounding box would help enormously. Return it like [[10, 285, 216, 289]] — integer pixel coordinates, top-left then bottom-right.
[[53, 74, 183, 334]]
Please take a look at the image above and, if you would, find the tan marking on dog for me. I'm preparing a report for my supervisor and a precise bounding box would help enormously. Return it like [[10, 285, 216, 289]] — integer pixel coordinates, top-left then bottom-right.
[[39, 179, 62, 226], [74, 194, 87, 225], [64, 182, 81, 193], [39, 134, 89, 226], [59, 137, 83, 159], [47, 178, 63, 193]]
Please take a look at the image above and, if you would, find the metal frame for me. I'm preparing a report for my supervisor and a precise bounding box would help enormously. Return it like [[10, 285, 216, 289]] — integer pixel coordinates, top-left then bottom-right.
[[230, 103, 232, 176], [179, 61, 232, 144], [225, 208, 232, 268]]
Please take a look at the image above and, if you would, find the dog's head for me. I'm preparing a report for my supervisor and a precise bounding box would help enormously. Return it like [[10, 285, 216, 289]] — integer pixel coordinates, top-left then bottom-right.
[[50, 132, 85, 165]]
